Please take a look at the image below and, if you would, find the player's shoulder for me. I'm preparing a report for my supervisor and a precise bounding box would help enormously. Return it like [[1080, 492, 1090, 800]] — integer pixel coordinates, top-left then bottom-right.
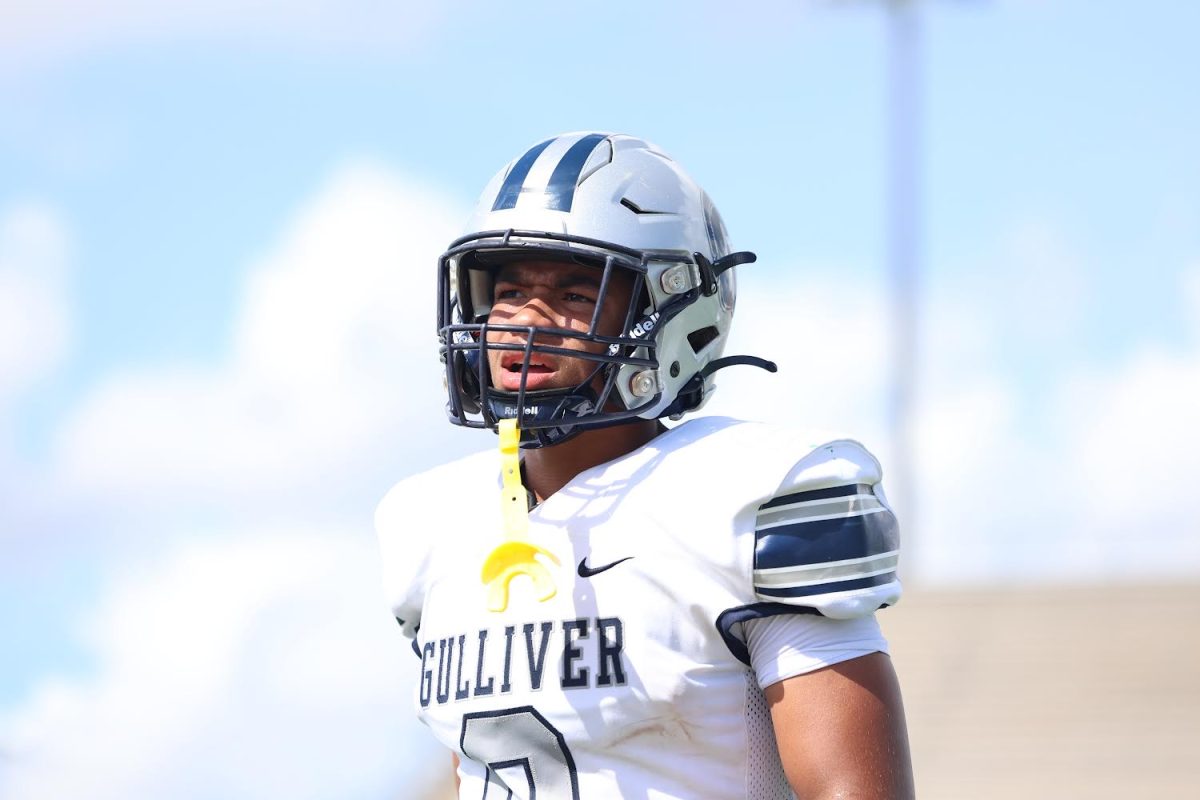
[[676, 417, 900, 619], [770, 433, 884, 496], [374, 448, 496, 535], [662, 415, 884, 497], [374, 448, 497, 639]]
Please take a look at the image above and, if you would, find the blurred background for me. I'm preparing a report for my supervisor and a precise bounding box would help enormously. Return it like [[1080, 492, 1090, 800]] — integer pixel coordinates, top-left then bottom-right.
[[1, 1, 1197, 798]]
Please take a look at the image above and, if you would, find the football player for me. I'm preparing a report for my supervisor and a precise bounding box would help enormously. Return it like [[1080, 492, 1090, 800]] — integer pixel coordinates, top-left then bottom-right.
[[376, 132, 914, 799]]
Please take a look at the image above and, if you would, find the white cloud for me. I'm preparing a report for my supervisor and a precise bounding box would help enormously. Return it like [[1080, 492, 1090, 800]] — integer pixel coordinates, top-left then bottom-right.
[[925, 220, 1093, 378], [0, 203, 72, 568], [1052, 273, 1200, 577], [1, 1, 448, 72], [705, 268, 889, 446], [0, 203, 71, 411], [3, 161, 481, 799], [909, 258, 1200, 584], [53, 160, 480, 518], [0, 530, 447, 800]]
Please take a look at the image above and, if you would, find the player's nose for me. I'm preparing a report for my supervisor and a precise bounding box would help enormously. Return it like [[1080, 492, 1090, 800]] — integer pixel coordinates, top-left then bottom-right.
[[507, 295, 562, 329]]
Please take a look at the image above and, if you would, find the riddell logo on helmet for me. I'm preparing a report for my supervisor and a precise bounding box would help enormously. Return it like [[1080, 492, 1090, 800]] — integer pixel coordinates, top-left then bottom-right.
[[502, 405, 541, 417], [629, 313, 660, 339], [607, 313, 661, 355]]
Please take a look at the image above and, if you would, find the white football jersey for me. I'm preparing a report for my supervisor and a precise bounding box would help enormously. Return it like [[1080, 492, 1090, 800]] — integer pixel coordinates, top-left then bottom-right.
[[376, 416, 901, 800]]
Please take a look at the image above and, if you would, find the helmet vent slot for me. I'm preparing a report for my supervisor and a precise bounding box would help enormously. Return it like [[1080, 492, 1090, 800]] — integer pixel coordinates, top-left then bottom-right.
[[620, 197, 669, 215], [576, 139, 614, 186], [687, 325, 720, 353]]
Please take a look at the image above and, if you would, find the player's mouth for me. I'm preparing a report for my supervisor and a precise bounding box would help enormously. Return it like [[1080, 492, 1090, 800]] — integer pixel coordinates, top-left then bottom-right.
[[496, 352, 558, 391]]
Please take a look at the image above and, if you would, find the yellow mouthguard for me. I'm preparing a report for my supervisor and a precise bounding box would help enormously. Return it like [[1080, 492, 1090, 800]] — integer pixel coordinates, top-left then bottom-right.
[[481, 541, 560, 613], [480, 418, 558, 612]]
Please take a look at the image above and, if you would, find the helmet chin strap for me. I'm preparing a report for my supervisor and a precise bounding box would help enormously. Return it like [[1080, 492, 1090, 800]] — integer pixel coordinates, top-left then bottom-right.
[[659, 355, 778, 420], [700, 354, 777, 379], [482, 355, 777, 440], [484, 387, 600, 447]]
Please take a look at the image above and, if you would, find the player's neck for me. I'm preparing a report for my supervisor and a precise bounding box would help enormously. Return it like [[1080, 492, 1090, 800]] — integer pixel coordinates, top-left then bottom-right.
[[523, 419, 664, 502]]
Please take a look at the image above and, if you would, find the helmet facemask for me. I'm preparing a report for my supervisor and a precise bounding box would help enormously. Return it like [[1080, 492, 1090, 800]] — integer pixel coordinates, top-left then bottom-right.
[[438, 229, 705, 447]]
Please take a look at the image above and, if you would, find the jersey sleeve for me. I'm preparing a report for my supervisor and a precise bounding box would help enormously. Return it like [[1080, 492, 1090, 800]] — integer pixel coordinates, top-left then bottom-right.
[[375, 449, 495, 645], [742, 612, 889, 689], [750, 438, 902, 619]]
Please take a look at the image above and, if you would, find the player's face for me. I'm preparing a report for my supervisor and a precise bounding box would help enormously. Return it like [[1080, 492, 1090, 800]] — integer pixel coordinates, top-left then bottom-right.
[[486, 260, 634, 392]]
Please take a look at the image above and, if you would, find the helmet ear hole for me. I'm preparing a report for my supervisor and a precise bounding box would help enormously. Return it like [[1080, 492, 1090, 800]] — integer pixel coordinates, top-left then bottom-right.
[[453, 252, 497, 322], [687, 326, 720, 354]]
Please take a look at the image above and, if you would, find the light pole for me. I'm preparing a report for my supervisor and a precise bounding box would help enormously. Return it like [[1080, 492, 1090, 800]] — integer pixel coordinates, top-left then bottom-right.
[[885, 0, 922, 578]]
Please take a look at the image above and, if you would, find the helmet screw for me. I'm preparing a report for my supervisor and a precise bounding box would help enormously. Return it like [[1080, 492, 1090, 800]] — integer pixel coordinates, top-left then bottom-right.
[[660, 264, 694, 295], [670, 361, 680, 378], [630, 370, 660, 397]]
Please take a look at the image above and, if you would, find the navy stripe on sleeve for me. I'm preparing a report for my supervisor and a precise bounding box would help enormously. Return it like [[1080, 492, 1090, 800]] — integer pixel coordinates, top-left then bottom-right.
[[759, 482, 872, 510], [754, 572, 898, 599], [754, 508, 898, 570]]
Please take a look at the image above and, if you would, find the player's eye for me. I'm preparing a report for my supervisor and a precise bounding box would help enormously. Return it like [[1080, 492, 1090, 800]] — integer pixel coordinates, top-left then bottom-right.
[[494, 286, 523, 301], [563, 291, 595, 304]]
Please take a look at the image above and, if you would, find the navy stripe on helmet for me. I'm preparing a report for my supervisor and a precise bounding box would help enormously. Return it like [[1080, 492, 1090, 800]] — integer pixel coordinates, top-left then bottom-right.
[[543, 133, 608, 212], [491, 138, 554, 211]]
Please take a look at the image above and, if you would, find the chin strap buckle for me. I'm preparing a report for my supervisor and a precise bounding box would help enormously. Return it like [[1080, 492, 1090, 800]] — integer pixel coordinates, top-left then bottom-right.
[[694, 250, 757, 296]]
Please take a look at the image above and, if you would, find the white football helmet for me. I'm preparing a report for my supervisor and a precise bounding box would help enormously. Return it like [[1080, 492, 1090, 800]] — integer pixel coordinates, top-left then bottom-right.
[[437, 132, 774, 447]]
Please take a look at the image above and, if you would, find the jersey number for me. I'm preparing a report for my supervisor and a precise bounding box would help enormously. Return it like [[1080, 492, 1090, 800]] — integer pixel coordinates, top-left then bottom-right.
[[459, 706, 580, 799]]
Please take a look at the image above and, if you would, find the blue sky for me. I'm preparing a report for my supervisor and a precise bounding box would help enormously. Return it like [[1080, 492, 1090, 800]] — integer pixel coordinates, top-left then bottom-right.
[[2, 1, 1198, 797]]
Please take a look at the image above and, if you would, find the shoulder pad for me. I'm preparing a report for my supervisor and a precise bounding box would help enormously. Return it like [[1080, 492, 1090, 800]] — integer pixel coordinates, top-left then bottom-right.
[[751, 439, 901, 618]]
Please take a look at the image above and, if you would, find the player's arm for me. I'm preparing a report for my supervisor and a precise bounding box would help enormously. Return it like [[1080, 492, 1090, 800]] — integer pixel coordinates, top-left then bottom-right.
[[766, 651, 914, 799], [744, 438, 912, 797]]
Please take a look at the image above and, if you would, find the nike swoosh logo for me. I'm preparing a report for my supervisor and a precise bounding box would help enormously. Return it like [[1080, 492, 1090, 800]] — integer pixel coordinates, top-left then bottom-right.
[[576, 556, 634, 578]]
